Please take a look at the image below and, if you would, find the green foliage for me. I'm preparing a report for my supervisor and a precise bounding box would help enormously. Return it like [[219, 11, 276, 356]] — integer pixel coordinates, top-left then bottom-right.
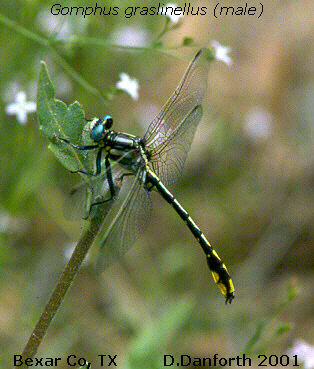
[[37, 62, 93, 175]]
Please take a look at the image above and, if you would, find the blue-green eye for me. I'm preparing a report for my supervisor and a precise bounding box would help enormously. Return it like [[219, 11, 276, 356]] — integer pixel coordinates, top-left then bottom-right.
[[91, 124, 104, 141], [102, 115, 113, 129]]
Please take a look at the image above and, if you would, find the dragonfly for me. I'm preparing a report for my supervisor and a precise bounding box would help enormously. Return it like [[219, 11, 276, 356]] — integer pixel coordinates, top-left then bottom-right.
[[61, 48, 235, 303]]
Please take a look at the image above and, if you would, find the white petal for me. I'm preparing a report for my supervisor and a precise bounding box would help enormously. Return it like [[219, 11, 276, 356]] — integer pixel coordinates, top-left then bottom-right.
[[16, 91, 27, 103], [5, 103, 18, 114], [17, 109, 27, 124], [25, 101, 37, 112], [243, 106, 272, 143], [287, 339, 314, 369]]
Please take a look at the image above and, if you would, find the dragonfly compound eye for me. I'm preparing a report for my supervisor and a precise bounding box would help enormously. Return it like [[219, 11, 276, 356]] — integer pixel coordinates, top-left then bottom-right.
[[91, 124, 104, 142], [103, 115, 113, 129]]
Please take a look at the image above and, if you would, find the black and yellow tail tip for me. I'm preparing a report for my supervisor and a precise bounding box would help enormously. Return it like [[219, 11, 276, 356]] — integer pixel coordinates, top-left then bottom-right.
[[211, 270, 235, 304], [204, 244, 235, 303]]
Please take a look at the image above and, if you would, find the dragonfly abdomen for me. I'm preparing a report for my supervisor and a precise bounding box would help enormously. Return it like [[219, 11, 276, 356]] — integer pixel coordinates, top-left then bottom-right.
[[146, 170, 234, 303]]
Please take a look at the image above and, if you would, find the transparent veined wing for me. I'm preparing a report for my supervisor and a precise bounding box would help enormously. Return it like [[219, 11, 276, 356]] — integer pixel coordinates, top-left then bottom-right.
[[63, 167, 125, 220], [143, 48, 212, 187], [64, 151, 133, 220], [149, 105, 203, 187], [96, 170, 152, 272]]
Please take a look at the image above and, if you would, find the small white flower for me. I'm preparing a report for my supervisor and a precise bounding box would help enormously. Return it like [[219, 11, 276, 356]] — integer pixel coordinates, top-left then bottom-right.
[[5, 91, 36, 124], [243, 106, 272, 143], [287, 339, 314, 369], [111, 26, 149, 47], [161, 3, 184, 23], [116, 73, 139, 100], [211, 40, 233, 66]]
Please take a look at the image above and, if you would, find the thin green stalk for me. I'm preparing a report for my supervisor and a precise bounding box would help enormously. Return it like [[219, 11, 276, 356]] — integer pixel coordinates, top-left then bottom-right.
[[155, 18, 171, 42], [48, 46, 106, 103], [16, 213, 107, 368], [0, 13, 105, 102], [0, 13, 48, 46], [52, 36, 148, 51], [52, 37, 180, 58]]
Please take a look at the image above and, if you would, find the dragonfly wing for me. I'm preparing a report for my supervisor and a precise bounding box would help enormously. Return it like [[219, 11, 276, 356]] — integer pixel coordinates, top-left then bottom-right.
[[63, 171, 109, 220], [64, 152, 133, 220], [149, 105, 203, 187], [96, 170, 152, 272], [143, 48, 212, 186]]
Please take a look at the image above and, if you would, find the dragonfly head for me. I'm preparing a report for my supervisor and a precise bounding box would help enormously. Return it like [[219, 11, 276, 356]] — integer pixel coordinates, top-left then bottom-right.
[[90, 115, 113, 142]]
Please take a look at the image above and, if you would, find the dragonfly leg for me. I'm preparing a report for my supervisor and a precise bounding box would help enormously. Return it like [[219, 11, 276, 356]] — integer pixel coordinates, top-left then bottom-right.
[[118, 172, 134, 181], [88, 191, 117, 216], [105, 155, 115, 198], [59, 136, 100, 176], [92, 171, 134, 208], [95, 148, 103, 175], [94, 170, 134, 205], [88, 155, 117, 214], [60, 136, 103, 177], [94, 171, 135, 203], [114, 172, 135, 188], [58, 137, 98, 151], [74, 148, 104, 177]]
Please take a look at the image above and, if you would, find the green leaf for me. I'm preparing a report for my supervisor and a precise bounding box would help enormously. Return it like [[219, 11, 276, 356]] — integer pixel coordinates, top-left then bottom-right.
[[37, 61, 93, 174]]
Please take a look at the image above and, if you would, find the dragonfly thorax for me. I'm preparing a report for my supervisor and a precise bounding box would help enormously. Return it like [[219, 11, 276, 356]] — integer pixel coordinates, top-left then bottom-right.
[[106, 132, 147, 173], [90, 116, 149, 173]]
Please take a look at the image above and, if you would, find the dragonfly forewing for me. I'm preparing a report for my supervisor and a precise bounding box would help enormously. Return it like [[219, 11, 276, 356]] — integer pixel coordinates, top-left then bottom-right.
[[144, 48, 212, 186], [149, 105, 203, 187]]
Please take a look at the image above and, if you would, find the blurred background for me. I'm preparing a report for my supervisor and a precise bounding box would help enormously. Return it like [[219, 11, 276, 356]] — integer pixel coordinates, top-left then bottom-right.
[[0, 0, 313, 368]]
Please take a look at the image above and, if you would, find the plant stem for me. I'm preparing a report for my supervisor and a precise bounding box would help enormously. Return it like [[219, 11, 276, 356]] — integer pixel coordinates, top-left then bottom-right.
[[0, 13, 48, 46], [0, 13, 106, 103], [155, 18, 171, 42], [16, 213, 107, 368], [48, 46, 106, 103]]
